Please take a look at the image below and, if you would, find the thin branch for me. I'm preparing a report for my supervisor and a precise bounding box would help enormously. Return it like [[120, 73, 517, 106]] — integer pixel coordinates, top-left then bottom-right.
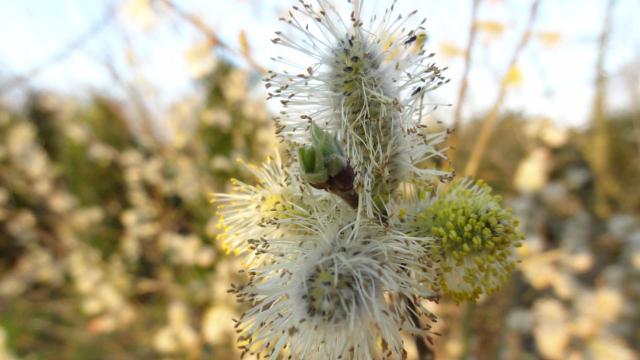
[[592, 0, 619, 217], [409, 301, 435, 360], [0, 4, 116, 95], [158, 0, 266, 73], [99, 55, 160, 147], [463, 0, 541, 177], [448, 0, 482, 164]]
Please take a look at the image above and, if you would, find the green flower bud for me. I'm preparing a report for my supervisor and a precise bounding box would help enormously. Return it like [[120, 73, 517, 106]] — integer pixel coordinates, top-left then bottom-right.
[[298, 123, 347, 184], [298, 145, 329, 183], [409, 178, 523, 302]]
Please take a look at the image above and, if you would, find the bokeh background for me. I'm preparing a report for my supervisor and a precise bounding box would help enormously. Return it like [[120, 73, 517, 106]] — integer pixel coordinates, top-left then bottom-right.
[[0, 0, 639, 359]]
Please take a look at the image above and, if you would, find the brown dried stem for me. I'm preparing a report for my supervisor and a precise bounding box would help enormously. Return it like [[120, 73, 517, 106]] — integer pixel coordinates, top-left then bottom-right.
[[463, 0, 541, 177], [0, 4, 116, 95], [592, 0, 620, 218], [308, 164, 359, 209], [448, 0, 482, 164], [159, 0, 266, 74]]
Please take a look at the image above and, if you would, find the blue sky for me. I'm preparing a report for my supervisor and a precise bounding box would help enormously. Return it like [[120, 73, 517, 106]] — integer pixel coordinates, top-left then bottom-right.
[[0, 0, 639, 128]]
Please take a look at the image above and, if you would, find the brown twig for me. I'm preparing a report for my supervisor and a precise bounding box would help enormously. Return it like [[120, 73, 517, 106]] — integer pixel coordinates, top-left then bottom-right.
[[99, 54, 160, 147], [158, 0, 266, 74], [448, 0, 482, 164], [308, 164, 359, 209], [0, 4, 116, 95], [463, 0, 542, 177], [592, 0, 619, 218], [406, 299, 435, 360]]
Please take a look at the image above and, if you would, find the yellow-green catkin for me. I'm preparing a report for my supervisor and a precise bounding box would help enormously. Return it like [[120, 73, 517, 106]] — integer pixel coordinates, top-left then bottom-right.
[[413, 178, 523, 302]]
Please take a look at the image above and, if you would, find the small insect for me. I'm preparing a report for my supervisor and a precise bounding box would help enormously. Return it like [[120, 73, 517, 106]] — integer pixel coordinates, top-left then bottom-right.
[[404, 34, 417, 45]]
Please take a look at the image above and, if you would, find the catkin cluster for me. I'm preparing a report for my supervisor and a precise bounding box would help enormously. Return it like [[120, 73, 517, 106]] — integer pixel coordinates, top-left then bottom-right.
[[213, 1, 522, 358]]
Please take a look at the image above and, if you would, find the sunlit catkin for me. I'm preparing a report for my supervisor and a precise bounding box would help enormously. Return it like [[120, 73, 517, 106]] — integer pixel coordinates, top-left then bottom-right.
[[213, 1, 522, 358]]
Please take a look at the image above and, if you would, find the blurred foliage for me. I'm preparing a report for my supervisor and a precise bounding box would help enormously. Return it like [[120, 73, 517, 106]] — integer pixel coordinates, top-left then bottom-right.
[[0, 61, 274, 359]]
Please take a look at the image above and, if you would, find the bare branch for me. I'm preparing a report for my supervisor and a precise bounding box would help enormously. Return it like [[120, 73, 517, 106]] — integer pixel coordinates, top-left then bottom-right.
[[448, 0, 482, 164], [464, 0, 541, 177], [0, 4, 116, 95]]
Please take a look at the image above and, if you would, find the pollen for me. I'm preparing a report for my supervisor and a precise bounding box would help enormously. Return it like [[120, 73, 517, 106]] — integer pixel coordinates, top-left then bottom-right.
[[410, 178, 523, 302]]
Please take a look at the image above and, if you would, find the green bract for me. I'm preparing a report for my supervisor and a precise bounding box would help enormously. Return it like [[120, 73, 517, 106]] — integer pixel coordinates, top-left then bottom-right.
[[298, 123, 347, 185]]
